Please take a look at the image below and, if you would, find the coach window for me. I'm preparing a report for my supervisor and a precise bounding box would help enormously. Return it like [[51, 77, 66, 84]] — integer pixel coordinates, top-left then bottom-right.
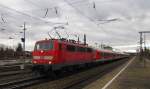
[[107, 53, 109, 57], [102, 52, 104, 57], [102, 52, 105, 58], [104, 53, 106, 57], [101, 52, 103, 57], [103, 53, 105, 57]]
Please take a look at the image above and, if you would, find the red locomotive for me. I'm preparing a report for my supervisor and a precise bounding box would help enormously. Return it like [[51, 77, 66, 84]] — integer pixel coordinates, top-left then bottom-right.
[[32, 36, 127, 72]]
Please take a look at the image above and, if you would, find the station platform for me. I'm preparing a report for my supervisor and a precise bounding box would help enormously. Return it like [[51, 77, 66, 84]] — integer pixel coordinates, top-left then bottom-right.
[[83, 56, 150, 89]]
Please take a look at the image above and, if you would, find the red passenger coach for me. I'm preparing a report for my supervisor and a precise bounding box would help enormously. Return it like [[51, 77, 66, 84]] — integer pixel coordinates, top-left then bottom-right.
[[95, 50, 113, 61]]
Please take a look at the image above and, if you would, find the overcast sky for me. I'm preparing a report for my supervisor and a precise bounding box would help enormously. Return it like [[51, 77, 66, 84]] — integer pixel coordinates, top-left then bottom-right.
[[0, 0, 150, 52]]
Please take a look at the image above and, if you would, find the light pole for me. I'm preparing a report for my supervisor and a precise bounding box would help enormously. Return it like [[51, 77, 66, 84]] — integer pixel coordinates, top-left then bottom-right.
[[8, 37, 14, 49], [8, 37, 15, 58], [19, 22, 27, 70], [139, 31, 150, 67], [21, 22, 27, 59], [139, 31, 150, 56], [23, 22, 26, 52], [20, 22, 26, 59]]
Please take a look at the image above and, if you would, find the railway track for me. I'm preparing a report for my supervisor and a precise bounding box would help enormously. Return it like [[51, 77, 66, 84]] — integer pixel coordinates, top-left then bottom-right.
[[62, 58, 129, 89], [0, 69, 32, 77], [0, 64, 32, 72], [0, 75, 45, 89], [25, 57, 130, 89], [0, 69, 38, 87], [0, 57, 130, 89]]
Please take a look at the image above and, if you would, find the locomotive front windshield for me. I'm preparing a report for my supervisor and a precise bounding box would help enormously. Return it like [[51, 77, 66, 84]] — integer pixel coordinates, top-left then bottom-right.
[[34, 41, 53, 51]]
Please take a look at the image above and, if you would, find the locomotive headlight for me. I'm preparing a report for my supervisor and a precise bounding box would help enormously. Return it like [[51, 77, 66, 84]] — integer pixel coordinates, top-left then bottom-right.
[[44, 56, 53, 60], [33, 56, 40, 59], [33, 61, 37, 64]]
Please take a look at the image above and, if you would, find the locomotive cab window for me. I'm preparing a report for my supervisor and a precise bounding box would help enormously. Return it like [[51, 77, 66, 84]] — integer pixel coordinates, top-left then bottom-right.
[[34, 41, 53, 50]]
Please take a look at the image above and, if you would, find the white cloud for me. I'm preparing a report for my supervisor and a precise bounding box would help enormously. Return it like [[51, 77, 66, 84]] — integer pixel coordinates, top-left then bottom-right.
[[0, 0, 150, 52]]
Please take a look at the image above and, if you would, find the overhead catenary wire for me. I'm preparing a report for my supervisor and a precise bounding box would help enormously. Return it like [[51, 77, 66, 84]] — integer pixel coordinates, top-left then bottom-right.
[[24, 0, 55, 10], [0, 3, 55, 25], [64, 0, 119, 26], [64, 0, 107, 21], [64, 0, 97, 24], [0, 0, 66, 25], [24, 0, 115, 25], [0, 3, 63, 40], [0, 0, 138, 48], [24, 0, 44, 9], [44, 8, 49, 17], [64, 0, 127, 47], [1, 13, 6, 23], [24, 0, 59, 17], [0, 3, 70, 40]]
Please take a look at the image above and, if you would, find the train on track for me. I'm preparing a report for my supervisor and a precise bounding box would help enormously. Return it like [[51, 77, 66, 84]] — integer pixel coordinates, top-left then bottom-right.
[[32, 35, 128, 73]]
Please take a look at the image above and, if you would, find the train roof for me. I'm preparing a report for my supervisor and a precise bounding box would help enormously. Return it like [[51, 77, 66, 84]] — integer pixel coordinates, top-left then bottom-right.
[[99, 49, 114, 53], [95, 48, 125, 54], [35, 38, 91, 48]]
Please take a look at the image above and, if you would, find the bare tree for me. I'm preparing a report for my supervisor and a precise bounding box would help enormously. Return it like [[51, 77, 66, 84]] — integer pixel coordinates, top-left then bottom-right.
[[15, 43, 23, 58]]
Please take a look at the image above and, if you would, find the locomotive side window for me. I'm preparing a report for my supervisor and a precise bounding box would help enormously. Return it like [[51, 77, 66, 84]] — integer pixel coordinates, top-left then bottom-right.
[[104, 53, 106, 57], [104, 52, 107, 57], [59, 43, 62, 50], [101, 52, 105, 58], [80, 47, 85, 52], [87, 48, 92, 52], [76, 47, 80, 52], [67, 45, 75, 52], [77, 47, 86, 52]]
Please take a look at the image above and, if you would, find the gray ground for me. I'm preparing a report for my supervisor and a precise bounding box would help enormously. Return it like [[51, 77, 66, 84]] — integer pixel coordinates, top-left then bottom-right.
[[84, 57, 150, 89]]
